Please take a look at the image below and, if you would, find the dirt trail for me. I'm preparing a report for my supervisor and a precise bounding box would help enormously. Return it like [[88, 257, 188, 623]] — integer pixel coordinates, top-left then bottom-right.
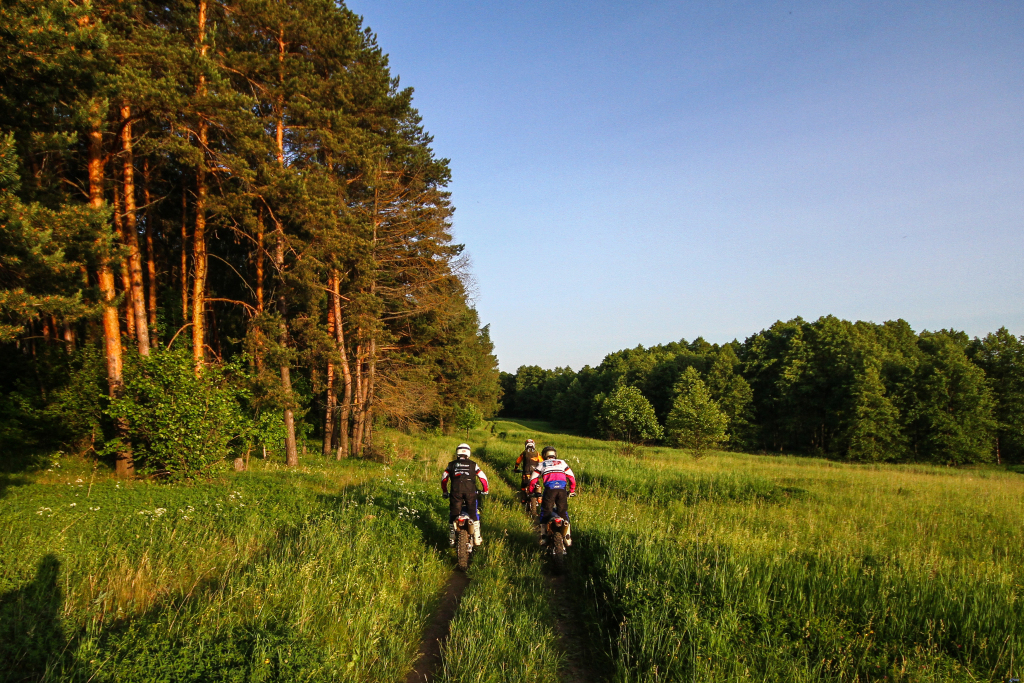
[[546, 572, 607, 683], [483, 450, 608, 683], [404, 571, 471, 683]]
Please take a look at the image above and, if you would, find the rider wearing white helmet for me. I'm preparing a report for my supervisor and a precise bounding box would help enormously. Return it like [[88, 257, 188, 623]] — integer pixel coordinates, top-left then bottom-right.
[[440, 443, 489, 546], [527, 446, 577, 546]]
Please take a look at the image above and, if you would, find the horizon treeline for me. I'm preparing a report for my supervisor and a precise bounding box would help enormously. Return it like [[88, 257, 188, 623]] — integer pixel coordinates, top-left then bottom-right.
[[0, 0, 499, 475], [500, 316, 1024, 465]]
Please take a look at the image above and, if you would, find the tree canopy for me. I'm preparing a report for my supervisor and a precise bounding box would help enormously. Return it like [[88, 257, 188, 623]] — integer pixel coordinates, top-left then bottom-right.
[[0, 0, 499, 472]]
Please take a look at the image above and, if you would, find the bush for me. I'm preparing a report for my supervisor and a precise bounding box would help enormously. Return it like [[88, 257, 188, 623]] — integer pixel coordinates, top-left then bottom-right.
[[105, 349, 249, 480]]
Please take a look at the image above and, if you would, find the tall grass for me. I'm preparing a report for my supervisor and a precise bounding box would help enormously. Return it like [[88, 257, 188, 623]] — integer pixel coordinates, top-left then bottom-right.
[[486, 419, 1024, 682], [0, 445, 456, 682], [5, 422, 1021, 682], [437, 477, 563, 683]]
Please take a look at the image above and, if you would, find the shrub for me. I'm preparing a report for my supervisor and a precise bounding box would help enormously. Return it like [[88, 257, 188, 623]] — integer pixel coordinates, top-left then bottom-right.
[[105, 349, 248, 479]]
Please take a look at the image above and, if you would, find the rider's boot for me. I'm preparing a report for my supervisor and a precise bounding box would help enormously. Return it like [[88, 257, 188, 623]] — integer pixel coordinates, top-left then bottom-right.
[[564, 521, 572, 547], [471, 520, 483, 546], [448, 522, 456, 547]]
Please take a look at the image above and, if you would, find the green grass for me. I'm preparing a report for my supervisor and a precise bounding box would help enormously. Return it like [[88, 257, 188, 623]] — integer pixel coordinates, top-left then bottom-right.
[[0, 434, 464, 682], [3, 421, 1022, 682], [484, 419, 1024, 682]]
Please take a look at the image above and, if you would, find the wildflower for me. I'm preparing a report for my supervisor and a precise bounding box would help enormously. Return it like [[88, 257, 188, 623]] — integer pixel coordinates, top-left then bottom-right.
[[154, 508, 167, 517], [69, 503, 77, 507]]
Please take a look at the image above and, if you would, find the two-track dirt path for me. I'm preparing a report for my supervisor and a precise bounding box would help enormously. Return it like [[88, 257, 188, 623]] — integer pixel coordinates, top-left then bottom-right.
[[403, 443, 605, 683], [404, 571, 471, 683]]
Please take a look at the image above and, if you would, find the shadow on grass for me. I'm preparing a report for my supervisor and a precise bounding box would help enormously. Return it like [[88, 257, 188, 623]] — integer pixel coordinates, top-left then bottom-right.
[[0, 523, 338, 680], [0, 554, 67, 682]]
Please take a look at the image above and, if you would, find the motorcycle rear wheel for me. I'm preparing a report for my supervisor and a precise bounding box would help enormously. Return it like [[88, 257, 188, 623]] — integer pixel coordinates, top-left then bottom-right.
[[457, 528, 470, 571], [552, 532, 566, 572]]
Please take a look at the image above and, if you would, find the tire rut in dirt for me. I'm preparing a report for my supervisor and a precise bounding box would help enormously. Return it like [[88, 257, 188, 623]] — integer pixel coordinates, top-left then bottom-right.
[[478, 445, 607, 682], [404, 571, 471, 683]]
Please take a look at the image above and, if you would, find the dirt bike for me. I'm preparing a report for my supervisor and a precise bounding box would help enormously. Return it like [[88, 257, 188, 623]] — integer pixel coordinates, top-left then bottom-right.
[[452, 510, 475, 571], [542, 513, 570, 572], [451, 492, 486, 571], [524, 489, 542, 518]]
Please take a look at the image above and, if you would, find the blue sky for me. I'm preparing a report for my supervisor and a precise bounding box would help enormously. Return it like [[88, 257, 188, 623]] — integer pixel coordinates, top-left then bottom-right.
[[345, 0, 1024, 371]]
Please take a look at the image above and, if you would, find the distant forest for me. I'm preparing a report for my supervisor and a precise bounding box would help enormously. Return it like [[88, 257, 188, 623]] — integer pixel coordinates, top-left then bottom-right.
[[500, 317, 1024, 465], [0, 0, 499, 477]]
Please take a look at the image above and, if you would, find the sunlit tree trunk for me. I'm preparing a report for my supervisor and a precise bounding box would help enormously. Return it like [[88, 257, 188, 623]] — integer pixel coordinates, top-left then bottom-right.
[[120, 104, 150, 355], [180, 188, 188, 323], [275, 25, 298, 466], [323, 272, 336, 456], [142, 158, 158, 336], [191, 0, 209, 374], [112, 178, 135, 341], [89, 106, 133, 477], [333, 272, 353, 459]]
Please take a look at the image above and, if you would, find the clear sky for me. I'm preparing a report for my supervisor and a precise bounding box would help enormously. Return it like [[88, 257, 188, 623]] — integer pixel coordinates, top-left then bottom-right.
[[344, 0, 1024, 371]]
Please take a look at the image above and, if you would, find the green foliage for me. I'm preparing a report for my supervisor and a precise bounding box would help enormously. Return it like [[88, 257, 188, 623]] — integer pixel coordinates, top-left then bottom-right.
[[906, 332, 996, 465], [452, 403, 483, 438], [968, 328, 1024, 463], [105, 350, 249, 479], [840, 359, 905, 461], [0, 132, 107, 342], [666, 367, 729, 458], [594, 384, 663, 444], [482, 420, 1024, 683]]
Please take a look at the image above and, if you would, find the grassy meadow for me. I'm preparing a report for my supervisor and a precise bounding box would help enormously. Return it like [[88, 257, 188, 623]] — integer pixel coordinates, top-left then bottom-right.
[[1, 421, 1022, 682], [481, 420, 1024, 683]]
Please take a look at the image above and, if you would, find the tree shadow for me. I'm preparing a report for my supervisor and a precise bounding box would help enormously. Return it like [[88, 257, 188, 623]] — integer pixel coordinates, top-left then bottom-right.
[[0, 554, 68, 681], [0, 473, 32, 501]]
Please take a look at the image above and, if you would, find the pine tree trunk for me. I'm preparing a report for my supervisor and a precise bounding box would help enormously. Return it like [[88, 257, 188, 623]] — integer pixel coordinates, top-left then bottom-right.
[[89, 113, 133, 478], [180, 189, 188, 323], [333, 272, 352, 459], [142, 158, 158, 335], [360, 338, 377, 452], [275, 25, 298, 467], [352, 340, 365, 456], [255, 209, 264, 313], [192, 0, 209, 374], [276, 227, 299, 466], [112, 179, 135, 341], [323, 273, 336, 456], [120, 104, 150, 356], [192, 149, 207, 372]]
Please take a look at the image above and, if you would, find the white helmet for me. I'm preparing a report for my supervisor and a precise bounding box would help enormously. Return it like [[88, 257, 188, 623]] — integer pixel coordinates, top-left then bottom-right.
[[456, 443, 471, 458], [525, 439, 536, 450]]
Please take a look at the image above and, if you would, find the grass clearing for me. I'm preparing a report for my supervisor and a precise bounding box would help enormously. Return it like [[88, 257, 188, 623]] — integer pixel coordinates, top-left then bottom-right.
[[486, 419, 1024, 682], [3, 421, 1022, 682]]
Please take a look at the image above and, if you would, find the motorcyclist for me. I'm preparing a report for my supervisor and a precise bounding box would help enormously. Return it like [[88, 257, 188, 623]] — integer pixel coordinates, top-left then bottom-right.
[[513, 439, 543, 501], [527, 446, 577, 547], [440, 443, 489, 547]]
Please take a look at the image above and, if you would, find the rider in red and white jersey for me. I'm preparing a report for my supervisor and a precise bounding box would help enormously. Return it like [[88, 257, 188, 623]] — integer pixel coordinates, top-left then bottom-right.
[[527, 446, 577, 545]]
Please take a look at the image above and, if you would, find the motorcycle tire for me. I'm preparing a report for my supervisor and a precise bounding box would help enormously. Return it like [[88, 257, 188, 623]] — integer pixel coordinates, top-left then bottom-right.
[[527, 497, 539, 518], [552, 532, 566, 573], [457, 528, 470, 571]]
